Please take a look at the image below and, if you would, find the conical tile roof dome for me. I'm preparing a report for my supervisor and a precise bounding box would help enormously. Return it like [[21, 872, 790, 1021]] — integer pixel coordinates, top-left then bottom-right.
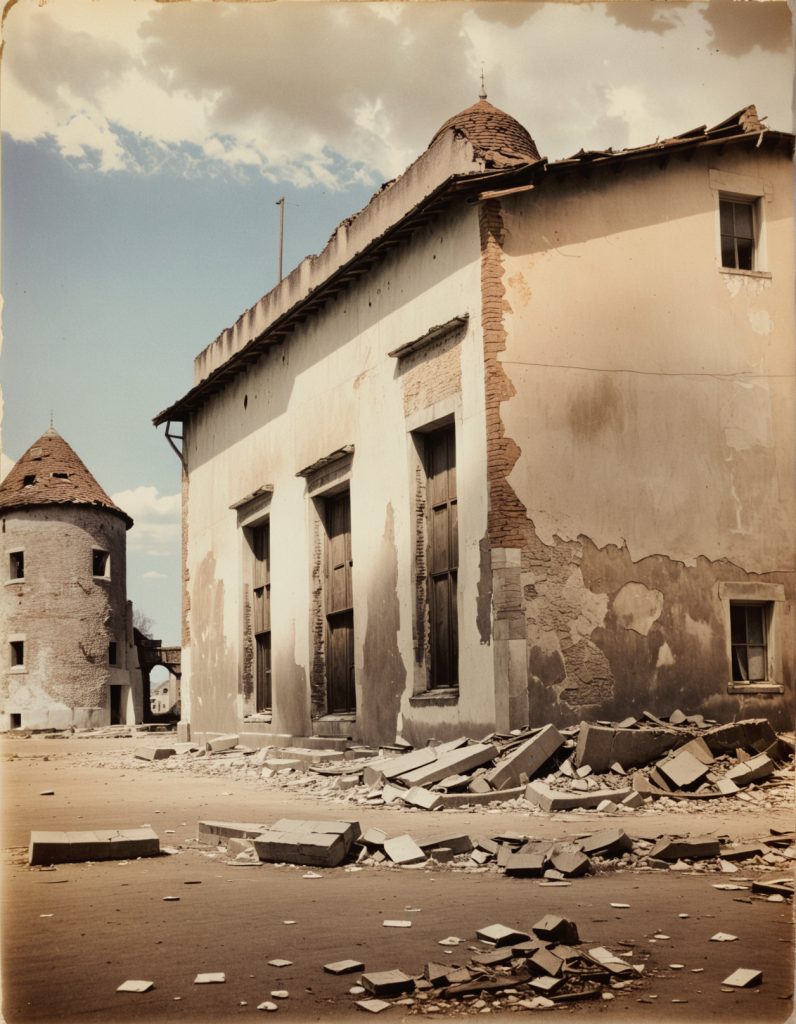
[[0, 427, 133, 528], [429, 98, 540, 164]]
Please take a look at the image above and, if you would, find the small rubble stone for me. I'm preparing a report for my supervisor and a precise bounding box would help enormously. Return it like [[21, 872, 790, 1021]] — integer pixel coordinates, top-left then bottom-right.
[[721, 968, 762, 988], [194, 973, 226, 984], [205, 734, 239, 753], [356, 999, 392, 1013], [117, 980, 154, 993], [476, 924, 531, 947], [578, 828, 633, 858], [324, 960, 364, 975], [383, 835, 426, 865], [532, 916, 579, 945], [361, 970, 415, 997], [135, 747, 176, 761]]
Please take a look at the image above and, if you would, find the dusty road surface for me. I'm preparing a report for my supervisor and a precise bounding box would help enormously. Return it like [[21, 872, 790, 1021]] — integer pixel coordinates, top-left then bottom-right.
[[2, 736, 793, 1024]]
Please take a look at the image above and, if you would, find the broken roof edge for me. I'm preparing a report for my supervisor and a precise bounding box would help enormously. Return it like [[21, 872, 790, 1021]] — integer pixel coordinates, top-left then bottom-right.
[[154, 107, 792, 428]]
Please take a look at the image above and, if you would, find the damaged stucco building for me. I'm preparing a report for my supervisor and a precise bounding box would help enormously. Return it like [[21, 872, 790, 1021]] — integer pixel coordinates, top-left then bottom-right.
[[156, 99, 794, 748], [1, 428, 145, 729]]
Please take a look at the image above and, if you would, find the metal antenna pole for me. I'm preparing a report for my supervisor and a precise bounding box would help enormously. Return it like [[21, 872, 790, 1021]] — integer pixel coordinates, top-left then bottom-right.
[[276, 197, 285, 283]]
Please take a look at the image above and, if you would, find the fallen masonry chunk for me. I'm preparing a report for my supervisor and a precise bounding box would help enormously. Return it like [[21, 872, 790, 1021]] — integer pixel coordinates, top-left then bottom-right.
[[355, 999, 392, 1013], [361, 970, 415, 997], [587, 948, 636, 976], [383, 920, 412, 928], [362, 748, 438, 787], [647, 836, 720, 861], [547, 849, 590, 878], [428, 847, 453, 863], [710, 932, 738, 942], [575, 723, 680, 773], [717, 779, 740, 795], [751, 879, 794, 898], [524, 781, 631, 811], [116, 980, 154, 993], [674, 736, 714, 765], [424, 962, 451, 986], [257, 1002, 278, 1012], [264, 758, 303, 771], [578, 828, 633, 858], [471, 949, 515, 967], [205, 734, 239, 753], [360, 828, 388, 849], [484, 724, 565, 790], [702, 719, 776, 756], [135, 747, 176, 761], [722, 968, 762, 988], [418, 835, 473, 856], [270, 991, 289, 999], [194, 973, 225, 984], [383, 834, 426, 865], [718, 843, 764, 861], [476, 923, 530, 947], [253, 829, 347, 868], [470, 849, 491, 865], [324, 960, 365, 975], [398, 743, 499, 788], [528, 974, 563, 994], [504, 852, 545, 877], [446, 967, 472, 984], [512, 939, 546, 956], [658, 749, 709, 789], [532, 915, 580, 945], [227, 838, 256, 858], [725, 753, 774, 786], [529, 949, 563, 977], [402, 787, 443, 811], [269, 959, 293, 967], [621, 791, 644, 809], [197, 821, 269, 845], [271, 819, 360, 847], [29, 828, 160, 866]]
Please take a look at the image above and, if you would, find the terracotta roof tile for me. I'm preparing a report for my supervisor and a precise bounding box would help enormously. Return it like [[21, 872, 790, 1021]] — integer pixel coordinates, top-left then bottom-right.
[[0, 428, 133, 528]]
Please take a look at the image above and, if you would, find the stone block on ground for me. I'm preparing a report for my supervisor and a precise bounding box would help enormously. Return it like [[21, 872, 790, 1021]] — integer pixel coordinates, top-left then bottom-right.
[[476, 923, 531, 947], [722, 969, 762, 988], [717, 778, 740, 795], [270, 819, 360, 847], [718, 843, 764, 861], [471, 949, 514, 967], [524, 780, 631, 811], [578, 828, 633, 858], [467, 776, 492, 794], [418, 835, 473, 856], [360, 828, 388, 849], [528, 949, 563, 977], [484, 725, 565, 790], [398, 744, 498, 788], [264, 757, 303, 771], [361, 970, 415, 997], [439, 786, 524, 807], [205, 734, 239, 753], [532, 915, 580, 944], [658, 749, 710, 789], [403, 787, 443, 811], [383, 834, 426, 865], [428, 847, 454, 863], [674, 736, 714, 765], [324, 960, 364, 975], [504, 852, 545, 877], [647, 835, 720, 861], [424, 962, 451, 986], [575, 722, 681, 772], [355, 999, 392, 1013], [135, 747, 176, 761], [547, 849, 590, 877], [29, 827, 160, 866], [702, 719, 776, 756], [253, 829, 346, 868]]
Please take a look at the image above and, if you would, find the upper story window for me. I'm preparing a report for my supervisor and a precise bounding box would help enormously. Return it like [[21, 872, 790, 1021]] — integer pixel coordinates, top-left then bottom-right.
[[92, 549, 110, 578], [719, 197, 757, 271], [10, 640, 25, 668], [108, 642, 118, 666], [730, 602, 769, 683], [9, 551, 24, 580]]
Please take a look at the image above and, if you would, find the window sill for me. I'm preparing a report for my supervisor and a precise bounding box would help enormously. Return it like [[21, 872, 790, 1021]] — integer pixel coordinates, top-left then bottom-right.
[[727, 681, 783, 695], [244, 714, 273, 723], [9, 667, 28, 675], [409, 688, 459, 707], [718, 267, 771, 280], [5, 579, 26, 585]]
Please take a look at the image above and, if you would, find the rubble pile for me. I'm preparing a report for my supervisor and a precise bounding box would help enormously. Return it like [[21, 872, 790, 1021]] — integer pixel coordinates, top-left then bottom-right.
[[351, 914, 648, 1013], [193, 815, 796, 885]]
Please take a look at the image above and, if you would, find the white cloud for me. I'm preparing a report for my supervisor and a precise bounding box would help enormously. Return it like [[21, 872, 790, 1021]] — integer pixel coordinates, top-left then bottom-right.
[[111, 485, 179, 557], [143, 570, 167, 580], [1, 0, 791, 185]]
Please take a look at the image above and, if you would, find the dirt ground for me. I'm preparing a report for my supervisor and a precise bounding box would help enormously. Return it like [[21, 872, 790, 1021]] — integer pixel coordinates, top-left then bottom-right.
[[1, 735, 793, 1024]]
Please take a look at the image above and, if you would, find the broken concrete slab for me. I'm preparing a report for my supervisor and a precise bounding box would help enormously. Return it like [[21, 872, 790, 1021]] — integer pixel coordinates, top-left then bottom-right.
[[270, 819, 360, 847], [439, 786, 524, 808], [361, 970, 415, 997], [658, 749, 710, 789], [578, 829, 633, 858], [547, 849, 590, 877], [484, 724, 565, 790], [355, 998, 392, 1013], [524, 780, 631, 811], [702, 719, 776, 756], [383, 834, 426, 865], [471, 949, 515, 967], [476, 924, 531, 947], [647, 836, 721, 861], [398, 743, 498, 788], [575, 722, 680, 772], [424, 962, 451, 986], [418, 835, 473, 856], [253, 829, 347, 868], [504, 852, 545, 877], [135, 747, 176, 761], [194, 973, 226, 984], [718, 843, 765, 861], [532, 916, 580, 944], [362, 747, 438, 787], [197, 821, 269, 845], [725, 753, 774, 786], [29, 828, 160, 866], [116, 980, 154, 993], [722, 968, 762, 988], [324, 960, 365, 975], [427, 847, 454, 863], [674, 736, 714, 765]]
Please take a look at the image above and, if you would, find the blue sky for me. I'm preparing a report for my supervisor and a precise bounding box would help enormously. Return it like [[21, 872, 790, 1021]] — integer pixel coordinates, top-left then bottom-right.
[[1, 0, 791, 643]]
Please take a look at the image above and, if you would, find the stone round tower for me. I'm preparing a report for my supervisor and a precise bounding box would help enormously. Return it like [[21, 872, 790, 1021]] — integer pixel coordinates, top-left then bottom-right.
[[0, 428, 138, 730]]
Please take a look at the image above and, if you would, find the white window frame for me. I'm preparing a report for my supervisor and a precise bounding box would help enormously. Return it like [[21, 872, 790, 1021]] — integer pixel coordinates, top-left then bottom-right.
[[718, 581, 784, 694], [709, 168, 772, 277]]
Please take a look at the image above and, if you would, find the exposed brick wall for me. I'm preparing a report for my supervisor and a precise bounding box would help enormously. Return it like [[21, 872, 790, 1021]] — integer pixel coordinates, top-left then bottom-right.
[[1, 507, 130, 728], [479, 200, 528, 551], [412, 463, 430, 671], [399, 328, 463, 419], [309, 511, 327, 717]]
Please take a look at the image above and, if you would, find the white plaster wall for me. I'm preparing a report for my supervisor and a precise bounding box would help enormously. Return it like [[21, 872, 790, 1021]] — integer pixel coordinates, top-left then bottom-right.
[[184, 203, 492, 743], [499, 146, 794, 573]]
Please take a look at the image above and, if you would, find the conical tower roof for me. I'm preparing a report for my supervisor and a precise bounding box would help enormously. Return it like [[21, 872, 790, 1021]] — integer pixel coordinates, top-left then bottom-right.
[[429, 98, 540, 164], [0, 427, 133, 529]]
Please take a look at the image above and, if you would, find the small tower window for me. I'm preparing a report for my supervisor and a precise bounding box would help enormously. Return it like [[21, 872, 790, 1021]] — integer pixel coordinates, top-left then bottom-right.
[[9, 551, 24, 579], [51, 472, 70, 480], [92, 549, 110, 578], [10, 640, 25, 667], [23, 475, 36, 487], [108, 642, 118, 666]]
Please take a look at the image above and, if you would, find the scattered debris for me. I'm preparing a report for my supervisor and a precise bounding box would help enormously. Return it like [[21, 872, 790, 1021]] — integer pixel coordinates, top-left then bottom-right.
[[116, 980, 154, 993], [722, 968, 762, 988], [194, 973, 225, 984]]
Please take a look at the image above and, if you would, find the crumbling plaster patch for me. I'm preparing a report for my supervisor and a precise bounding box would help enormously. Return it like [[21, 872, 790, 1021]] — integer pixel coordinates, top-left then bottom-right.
[[612, 581, 664, 636]]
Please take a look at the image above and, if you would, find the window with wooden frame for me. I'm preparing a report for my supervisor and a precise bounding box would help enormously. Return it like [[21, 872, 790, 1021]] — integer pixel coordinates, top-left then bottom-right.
[[425, 425, 458, 689], [92, 549, 110, 578], [730, 602, 770, 683], [325, 491, 355, 714], [252, 522, 272, 712], [9, 550, 24, 580], [720, 197, 757, 271]]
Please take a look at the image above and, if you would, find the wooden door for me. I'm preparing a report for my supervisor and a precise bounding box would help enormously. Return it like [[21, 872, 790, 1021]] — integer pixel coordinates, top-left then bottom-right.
[[326, 493, 355, 713], [427, 426, 458, 688]]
